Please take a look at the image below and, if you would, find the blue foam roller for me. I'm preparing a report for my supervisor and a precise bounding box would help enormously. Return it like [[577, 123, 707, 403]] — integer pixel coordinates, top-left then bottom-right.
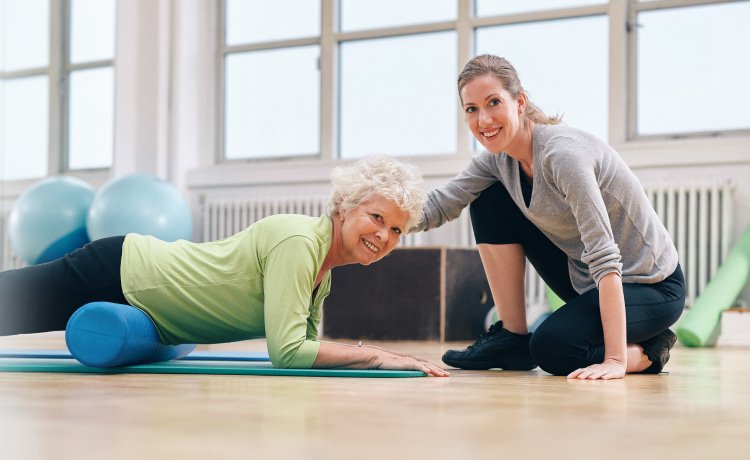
[[65, 302, 196, 368]]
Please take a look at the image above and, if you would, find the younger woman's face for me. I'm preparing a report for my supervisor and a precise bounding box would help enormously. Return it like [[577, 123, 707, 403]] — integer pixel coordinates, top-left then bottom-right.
[[338, 195, 409, 266], [460, 74, 526, 155]]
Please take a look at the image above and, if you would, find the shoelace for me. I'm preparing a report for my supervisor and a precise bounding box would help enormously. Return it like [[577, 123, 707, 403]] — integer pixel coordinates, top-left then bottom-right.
[[467, 322, 503, 349]]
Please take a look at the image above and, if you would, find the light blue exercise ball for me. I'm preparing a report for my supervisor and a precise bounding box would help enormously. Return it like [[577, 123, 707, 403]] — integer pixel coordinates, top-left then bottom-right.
[[86, 174, 192, 242], [8, 176, 95, 265]]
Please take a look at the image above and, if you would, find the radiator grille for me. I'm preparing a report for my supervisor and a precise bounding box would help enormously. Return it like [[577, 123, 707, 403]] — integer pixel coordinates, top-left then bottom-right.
[[201, 194, 330, 242], [199, 180, 735, 308], [645, 180, 735, 306]]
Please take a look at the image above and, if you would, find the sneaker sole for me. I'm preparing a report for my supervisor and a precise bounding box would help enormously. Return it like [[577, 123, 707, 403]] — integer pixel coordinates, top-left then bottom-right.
[[441, 356, 537, 371]]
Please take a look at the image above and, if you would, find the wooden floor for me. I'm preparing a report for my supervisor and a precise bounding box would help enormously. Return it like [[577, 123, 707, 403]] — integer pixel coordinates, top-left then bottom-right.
[[0, 332, 748, 460]]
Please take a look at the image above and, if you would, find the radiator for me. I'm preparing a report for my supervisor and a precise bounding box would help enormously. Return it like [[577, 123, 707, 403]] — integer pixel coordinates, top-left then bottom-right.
[[199, 179, 736, 308], [201, 194, 331, 242], [201, 194, 428, 247], [645, 180, 736, 306]]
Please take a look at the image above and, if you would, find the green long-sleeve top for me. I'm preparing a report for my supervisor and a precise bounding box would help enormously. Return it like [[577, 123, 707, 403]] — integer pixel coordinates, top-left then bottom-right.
[[120, 214, 332, 368]]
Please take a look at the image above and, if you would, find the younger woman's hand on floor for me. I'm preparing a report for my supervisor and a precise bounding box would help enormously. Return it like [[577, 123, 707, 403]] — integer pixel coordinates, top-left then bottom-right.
[[567, 358, 625, 380]]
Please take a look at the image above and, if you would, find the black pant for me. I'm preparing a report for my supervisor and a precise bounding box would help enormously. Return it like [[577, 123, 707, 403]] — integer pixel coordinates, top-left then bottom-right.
[[470, 182, 686, 375], [0, 236, 128, 335]]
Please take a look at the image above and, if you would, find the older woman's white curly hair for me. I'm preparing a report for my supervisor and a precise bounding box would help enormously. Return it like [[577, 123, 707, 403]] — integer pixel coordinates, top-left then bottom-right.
[[328, 156, 427, 231]]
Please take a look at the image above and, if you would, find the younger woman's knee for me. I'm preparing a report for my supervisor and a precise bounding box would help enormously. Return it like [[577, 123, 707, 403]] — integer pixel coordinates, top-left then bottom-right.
[[529, 327, 579, 376]]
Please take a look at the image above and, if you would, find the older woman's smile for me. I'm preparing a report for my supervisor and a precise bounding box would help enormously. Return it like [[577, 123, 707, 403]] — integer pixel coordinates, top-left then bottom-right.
[[362, 238, 379, 253]]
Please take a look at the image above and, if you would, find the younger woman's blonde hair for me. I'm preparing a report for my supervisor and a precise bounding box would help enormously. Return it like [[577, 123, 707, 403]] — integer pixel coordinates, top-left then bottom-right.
[[458, 54, 561, 126]]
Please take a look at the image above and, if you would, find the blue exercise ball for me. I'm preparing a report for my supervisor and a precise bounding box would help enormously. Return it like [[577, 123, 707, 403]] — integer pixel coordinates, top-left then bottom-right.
[[8, 176, 95, 265], [86, 174, 192, 242]]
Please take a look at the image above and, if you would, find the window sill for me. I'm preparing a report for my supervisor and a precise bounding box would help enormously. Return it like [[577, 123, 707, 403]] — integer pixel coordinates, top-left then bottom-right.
[[186, 154, 476, 190], [614, 135, 750, 169], [187, 135, 750, 190], [0, 170, 111, 200]]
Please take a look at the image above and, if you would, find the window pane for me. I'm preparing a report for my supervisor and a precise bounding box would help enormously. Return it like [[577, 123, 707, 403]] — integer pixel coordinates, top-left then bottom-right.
[[1, 0, 49, 71], [340, 32, 457, 158], [225, 0, 320, 45], [1, 76, 48, 180], [476, 0, 605, 16], [340, 0, 455, 32], [476, 16, 609, 142], [0, 80, 4, 180], [68, 67, 114, 170], [70, 0, 115, 64], [637, 3, 750, 135], [224, 46, 320, 159]]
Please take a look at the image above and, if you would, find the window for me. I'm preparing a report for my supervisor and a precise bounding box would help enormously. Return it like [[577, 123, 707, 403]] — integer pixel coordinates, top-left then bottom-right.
[[220, 0, 321, 160], [339, 32, 457, 158], [68, 67, 115, 169], [67, 0, 116, 170], [217, 0, 750, 164], [224, 46, 320, 159], [2, 76, 49, 180], [0, 0, 115, 181], [635, 1, 750, 136], [476, 16, 609, 142], [0, 0, 50, 181], [225, 0, 320, 44], [340, 0, 455, 31]]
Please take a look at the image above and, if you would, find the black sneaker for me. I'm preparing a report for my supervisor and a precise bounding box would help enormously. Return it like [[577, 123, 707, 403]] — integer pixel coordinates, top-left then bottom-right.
[[639, 329, 677, 374], [442, 321, 536, 370]]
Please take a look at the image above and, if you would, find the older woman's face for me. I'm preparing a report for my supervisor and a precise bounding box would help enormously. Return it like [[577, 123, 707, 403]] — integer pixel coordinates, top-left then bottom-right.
[[338, 194, 409, 266]]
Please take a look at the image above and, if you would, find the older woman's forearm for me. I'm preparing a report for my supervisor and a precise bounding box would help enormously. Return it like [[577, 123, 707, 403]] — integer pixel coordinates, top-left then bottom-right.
[[313, 341, 379, 369], [313, 341, 450, 377]]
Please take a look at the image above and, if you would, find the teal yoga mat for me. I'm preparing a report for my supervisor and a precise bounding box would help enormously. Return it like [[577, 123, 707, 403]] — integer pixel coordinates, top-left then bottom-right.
[[0, 349, 270, 362], [677, 224, 750, 347], [0, 358, 426, 378]]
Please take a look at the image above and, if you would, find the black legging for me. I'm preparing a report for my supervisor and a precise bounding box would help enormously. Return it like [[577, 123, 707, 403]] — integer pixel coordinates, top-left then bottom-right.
[[470, 181, 686, 376], [0, 236, 128, 335]]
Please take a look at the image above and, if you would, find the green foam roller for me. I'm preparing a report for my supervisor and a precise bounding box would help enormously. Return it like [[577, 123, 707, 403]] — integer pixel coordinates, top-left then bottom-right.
[[676, 224, 750, 347], [546, 286, 565, 312]]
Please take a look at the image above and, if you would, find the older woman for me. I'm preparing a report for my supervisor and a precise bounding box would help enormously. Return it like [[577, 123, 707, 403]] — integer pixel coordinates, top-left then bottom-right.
[[0, 156, 448, 377]]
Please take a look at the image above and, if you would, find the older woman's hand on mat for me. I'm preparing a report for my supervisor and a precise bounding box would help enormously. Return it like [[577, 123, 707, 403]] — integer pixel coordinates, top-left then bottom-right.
[[375, 351, 450, 377], [567, 359, 626, 380], [314, 342, 449, 377]]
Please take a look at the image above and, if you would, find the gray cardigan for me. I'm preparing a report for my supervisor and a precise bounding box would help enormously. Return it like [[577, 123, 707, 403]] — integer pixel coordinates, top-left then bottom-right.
[[416, 123, 678, 294]]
